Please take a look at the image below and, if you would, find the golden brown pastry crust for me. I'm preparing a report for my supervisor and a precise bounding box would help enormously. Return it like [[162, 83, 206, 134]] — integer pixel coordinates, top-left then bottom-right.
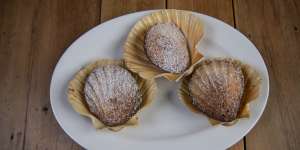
[[188, 59, 244, 122], [68, 59, 156, 131], [84, 65, 142, 126], [179, 58, 261, 125], [124, 9, 204, 81], [145, 23, 190, 73]]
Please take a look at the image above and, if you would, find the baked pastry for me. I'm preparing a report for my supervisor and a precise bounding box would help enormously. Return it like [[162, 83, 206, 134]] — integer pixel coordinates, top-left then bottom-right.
[[124, 9, 204, 81], [145, 23, 190, 73], [188, 59, 245, 122], [68, 59, 156, 131], [84, 65, 141, 126]]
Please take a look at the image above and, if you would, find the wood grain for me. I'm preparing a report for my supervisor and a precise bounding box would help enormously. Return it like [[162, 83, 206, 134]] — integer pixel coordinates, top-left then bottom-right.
[[167, 0, 234, 26], [0, 0, 39, 149], [234, 0, 300, 149], [21, 0, 100, 150], [229, 139, 245, 150], [167, 1, 243, 149], [22, 0, 165, 149], [101, 0, 166, 22], [1, 0, 299, 149]]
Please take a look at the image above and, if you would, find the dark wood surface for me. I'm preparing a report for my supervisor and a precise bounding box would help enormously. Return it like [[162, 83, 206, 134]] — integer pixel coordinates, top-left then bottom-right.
[[0, 0, 299, 149]]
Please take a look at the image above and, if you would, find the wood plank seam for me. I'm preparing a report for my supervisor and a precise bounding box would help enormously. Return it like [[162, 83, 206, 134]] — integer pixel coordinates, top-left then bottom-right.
[[99, 0, 102, 22], [21, 1, 40, 150], [232, 0, 237, 28], [232, 0, 246, 149], [243, 137, 247, 150], [21, 1, 102, 149], [21, 43, 34, 150], [166, 0, 168, 9]]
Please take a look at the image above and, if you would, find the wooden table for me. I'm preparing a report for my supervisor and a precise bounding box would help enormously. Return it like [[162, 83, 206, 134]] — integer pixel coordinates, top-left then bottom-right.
[[1, 0, 299, 149]]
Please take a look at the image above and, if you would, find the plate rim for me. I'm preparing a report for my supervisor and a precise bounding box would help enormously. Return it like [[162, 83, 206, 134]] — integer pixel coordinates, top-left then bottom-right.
[[50, 9, 270, 150]]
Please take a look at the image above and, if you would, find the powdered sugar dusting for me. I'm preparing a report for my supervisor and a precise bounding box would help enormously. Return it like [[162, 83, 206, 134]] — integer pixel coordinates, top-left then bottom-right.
[[84, 65, 141, 126], [188, 59, 244, 122], [145, 23, 190, 73]]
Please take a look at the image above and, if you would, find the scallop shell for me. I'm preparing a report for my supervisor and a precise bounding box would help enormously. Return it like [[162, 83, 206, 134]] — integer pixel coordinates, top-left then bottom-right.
[[144, 23, 190, 73], [179, 58, 261, 126], [124, 9, 204, 81], [84, 65, 141, 127], [68, 59, 156, 131]]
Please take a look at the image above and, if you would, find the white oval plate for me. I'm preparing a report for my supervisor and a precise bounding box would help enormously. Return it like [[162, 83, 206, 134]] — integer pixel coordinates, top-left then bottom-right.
[[50, 10, 269, 150]]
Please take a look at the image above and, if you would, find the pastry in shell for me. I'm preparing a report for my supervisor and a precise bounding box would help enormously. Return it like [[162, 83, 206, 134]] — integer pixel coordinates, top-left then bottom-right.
[[145, 23, 190, 73], [68, 59, 156, 131], [124, 9, 204, 81], [84, 65, 142, 126], [179, 58, 261, 125]]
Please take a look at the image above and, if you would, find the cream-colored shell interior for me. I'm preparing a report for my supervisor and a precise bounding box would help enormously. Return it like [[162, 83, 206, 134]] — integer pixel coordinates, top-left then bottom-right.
[[67, 59, 156, 131], [179, 59, 261, 126], [124, 9, 204, 81]]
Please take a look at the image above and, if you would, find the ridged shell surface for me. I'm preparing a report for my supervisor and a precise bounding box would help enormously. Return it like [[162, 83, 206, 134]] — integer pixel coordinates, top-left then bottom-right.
[[84, 65, 141, 126], [145, 23, 190, 73], [188, 59, 244, 122], [123, 9, 204, 81]]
